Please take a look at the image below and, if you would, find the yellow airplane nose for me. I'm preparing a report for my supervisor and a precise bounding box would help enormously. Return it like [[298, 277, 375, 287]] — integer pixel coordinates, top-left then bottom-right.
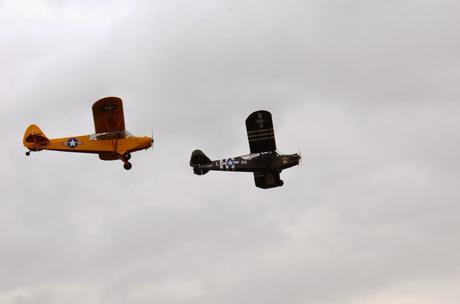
[[143, 136, 153, 149]]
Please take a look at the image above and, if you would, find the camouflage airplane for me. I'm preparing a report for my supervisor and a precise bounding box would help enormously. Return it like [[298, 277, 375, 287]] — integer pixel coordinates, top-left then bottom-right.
[[190, 110, 301, 189], [23, 97, 153, 170]]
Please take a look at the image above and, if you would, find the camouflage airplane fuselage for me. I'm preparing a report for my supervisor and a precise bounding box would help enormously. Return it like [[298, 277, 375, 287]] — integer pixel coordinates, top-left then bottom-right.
[[201, 152, 301, 173]]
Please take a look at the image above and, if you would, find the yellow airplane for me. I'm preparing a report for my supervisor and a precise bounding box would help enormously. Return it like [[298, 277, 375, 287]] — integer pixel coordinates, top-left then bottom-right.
[[23, 97, 153, 170]]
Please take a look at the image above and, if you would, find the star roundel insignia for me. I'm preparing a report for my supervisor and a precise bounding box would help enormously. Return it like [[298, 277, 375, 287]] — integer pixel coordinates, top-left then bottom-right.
[[226, 159, 234, 167], [101, 103, 117, 112], [66, 138, 79, 148]]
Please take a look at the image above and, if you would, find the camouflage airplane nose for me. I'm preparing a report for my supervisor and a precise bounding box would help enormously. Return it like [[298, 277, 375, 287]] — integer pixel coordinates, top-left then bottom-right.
[[294, 153, 302, 166]]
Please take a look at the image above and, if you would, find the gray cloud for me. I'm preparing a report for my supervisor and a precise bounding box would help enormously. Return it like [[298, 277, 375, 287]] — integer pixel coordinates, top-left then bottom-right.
[[1, 0, 460, 303]]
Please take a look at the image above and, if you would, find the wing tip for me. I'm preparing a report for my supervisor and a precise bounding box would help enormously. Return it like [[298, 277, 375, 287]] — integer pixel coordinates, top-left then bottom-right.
[[92, 96, 123, 109]]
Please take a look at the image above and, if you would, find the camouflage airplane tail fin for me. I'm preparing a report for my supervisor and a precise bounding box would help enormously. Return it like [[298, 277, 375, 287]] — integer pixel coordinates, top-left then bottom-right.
[[23, 124, 50, 151], [190, 150, 212, 175]]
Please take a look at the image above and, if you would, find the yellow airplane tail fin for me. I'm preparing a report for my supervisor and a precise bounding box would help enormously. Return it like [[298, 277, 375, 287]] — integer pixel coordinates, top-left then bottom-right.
[[23, 124, 49, 151]]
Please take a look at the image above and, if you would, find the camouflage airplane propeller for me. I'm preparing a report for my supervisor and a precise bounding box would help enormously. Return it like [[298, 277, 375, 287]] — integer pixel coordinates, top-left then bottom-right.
[[190, 110, 301, 189]]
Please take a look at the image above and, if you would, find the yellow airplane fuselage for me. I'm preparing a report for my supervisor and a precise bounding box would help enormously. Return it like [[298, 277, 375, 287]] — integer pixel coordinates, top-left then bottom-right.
[[36, 135, 153, 157], [23, 124, 153, 163]]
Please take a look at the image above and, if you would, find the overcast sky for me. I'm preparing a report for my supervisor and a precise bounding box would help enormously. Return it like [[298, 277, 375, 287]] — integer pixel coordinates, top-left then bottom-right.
[[1, 0, 460, 303]]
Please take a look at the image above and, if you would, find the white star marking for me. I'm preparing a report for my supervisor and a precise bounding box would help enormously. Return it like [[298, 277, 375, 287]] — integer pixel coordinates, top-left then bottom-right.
[[67, 139, 78, 148]]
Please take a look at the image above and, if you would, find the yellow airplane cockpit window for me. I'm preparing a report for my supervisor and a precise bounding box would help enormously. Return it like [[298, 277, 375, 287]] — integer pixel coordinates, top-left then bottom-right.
[[89, 131, 133, 140]]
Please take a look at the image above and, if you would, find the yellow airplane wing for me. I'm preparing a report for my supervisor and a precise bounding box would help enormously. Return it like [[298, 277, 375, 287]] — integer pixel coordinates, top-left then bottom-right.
[[92, 97, 125, 134]]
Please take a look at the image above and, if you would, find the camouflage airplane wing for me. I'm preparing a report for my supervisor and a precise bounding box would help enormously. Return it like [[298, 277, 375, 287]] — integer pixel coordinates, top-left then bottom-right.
[[92, 97, 125, 134], [253, 171, 282, 189], [246, 110, 276, 153]]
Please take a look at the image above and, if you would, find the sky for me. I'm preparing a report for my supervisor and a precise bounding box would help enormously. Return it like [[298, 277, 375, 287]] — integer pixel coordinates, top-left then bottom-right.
[[1, 0, 460, 303]]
